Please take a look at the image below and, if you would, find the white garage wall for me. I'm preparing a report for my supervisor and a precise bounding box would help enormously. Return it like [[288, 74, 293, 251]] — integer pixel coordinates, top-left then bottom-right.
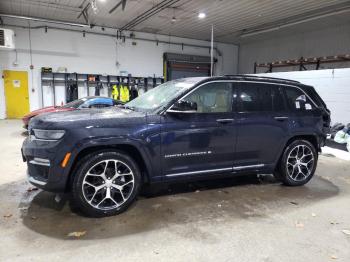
[[239, 23, 350, 74], [0, 23, 238, 119], [254, 68, 350, 124]]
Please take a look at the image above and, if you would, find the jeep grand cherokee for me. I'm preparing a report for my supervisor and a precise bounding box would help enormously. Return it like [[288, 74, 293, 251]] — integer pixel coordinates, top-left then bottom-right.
[[22, 75, 330, 217]]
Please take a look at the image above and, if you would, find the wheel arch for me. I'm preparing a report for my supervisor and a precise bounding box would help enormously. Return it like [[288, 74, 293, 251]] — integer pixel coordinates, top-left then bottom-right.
[[66, 144, 151, 191], [274, 134, 319, 186], [285, 134, 319, 152], [274, 134, 319, 171]]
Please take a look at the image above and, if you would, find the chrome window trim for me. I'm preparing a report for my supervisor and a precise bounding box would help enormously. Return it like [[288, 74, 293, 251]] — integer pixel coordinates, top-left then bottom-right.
[[235, 81, 318, 108], [165, 80, 233, 114], [163, 79, 318, 114], [167, 109, 197, 114]]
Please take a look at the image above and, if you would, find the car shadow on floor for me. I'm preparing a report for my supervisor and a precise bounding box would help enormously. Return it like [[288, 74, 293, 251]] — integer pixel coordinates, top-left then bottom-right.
[[18, 174, 339, 240]]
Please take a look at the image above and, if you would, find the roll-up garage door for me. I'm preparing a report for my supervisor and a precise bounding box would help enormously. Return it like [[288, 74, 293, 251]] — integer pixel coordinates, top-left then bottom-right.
[[163, 53, 216, 81]]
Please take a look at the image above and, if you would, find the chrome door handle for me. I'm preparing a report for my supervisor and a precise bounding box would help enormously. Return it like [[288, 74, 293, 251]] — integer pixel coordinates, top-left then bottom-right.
[[216, 118, 234, 124], [274, 116, 289, 121]]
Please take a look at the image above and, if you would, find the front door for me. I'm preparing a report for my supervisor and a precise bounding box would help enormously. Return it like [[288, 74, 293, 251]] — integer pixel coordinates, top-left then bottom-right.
[[161, 81, 236, 177], [3, 70, 30, 118]]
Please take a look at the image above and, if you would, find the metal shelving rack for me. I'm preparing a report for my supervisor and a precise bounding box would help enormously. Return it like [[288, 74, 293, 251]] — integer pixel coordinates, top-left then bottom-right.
[[54, 73, 66, 105], [40, 72, 66, 107], [254, 54, 350, 73], [40, 71, 164, 106], [41, 72, 54, 107]]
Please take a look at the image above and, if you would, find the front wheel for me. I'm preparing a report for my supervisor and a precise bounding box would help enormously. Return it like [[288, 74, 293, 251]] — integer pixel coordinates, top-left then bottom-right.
[[71, 151, 141, 217], [274, 140, 318, 186]]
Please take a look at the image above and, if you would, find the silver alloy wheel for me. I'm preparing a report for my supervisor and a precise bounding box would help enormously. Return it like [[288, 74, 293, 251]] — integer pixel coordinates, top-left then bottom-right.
[[286, 144, 315, 182], [82, 159, 134, 210]]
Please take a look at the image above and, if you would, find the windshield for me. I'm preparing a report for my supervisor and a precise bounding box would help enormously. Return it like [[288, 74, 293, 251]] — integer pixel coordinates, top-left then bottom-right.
[[61, 98, 87, 108], [125, 77, 205, 112]]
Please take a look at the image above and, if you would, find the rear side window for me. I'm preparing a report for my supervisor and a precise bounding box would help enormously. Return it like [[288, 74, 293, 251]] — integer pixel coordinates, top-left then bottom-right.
[[238, 83, 286, 112], [259, 84, 286, 112], [284, 87, 314, 111], [272, 86, 286, 111], [259, 85, 272, 111], [304, 86, 327, 109]]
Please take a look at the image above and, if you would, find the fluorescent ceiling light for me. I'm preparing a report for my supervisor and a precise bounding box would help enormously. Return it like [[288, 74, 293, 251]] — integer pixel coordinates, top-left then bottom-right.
[[241, 6, 350, 38], [241, 27, 279, 38], [198, 12, 206, 19]]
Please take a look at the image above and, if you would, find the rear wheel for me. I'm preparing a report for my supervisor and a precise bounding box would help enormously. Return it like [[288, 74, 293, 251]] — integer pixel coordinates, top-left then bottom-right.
[[274, 140, 317, 186], [71, 151, 141, 217]]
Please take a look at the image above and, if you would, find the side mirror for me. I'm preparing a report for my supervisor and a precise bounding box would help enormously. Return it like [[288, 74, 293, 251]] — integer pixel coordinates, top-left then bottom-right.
[[167, 100, 197, 113]]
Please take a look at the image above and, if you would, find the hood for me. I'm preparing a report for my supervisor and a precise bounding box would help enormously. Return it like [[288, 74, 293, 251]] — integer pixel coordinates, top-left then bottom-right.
[[30, 107, 147, 129]]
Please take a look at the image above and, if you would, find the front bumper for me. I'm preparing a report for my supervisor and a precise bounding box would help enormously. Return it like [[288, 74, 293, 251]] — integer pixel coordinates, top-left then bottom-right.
[[22, 136, 74, 193]]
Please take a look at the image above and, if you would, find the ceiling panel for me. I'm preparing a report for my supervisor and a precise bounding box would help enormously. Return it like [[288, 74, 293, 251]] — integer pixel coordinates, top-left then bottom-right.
[[0, 0, 350, 43]]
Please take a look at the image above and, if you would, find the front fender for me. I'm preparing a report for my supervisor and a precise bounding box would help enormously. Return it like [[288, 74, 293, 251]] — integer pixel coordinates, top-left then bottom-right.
[[65, 135, 158, 184]]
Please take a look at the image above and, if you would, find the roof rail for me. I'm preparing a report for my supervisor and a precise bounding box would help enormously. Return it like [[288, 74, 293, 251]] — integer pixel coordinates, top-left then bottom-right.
[[223, 74, 300, 84]]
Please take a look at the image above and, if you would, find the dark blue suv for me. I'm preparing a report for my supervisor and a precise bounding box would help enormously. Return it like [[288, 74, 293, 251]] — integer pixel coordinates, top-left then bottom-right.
[[22, 75, 330, 217]]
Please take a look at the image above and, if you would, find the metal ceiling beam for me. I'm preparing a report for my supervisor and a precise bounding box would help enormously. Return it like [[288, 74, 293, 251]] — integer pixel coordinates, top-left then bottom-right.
[[109, 0, 128, 14], [2, 23, 222, 56], [1, 0, 81, 12], [120, 0, 180, 32], [77, 2, 91, 24], [0, 14, 90, 28]]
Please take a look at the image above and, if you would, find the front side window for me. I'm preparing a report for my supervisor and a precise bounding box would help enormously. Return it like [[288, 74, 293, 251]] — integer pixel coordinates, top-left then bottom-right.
[[183, 82, 233, 113], [284, 87, 314, 111]]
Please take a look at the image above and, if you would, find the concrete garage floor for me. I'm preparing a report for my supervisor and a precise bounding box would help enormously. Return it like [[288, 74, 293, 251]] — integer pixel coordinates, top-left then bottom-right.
[[0, 120, 350, 262]]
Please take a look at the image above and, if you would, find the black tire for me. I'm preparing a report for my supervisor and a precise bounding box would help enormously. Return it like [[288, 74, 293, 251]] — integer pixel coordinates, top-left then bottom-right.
[[71, 150, 142, 217], [274, 139, 318, 186]]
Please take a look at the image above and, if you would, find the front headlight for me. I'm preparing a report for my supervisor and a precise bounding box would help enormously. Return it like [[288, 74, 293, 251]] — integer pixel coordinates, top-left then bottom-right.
[[32, 129, 65, 140]]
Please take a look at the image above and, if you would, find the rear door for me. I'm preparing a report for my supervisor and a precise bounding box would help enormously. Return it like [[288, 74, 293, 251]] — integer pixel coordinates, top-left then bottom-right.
[[234, 82, 289, 170]]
